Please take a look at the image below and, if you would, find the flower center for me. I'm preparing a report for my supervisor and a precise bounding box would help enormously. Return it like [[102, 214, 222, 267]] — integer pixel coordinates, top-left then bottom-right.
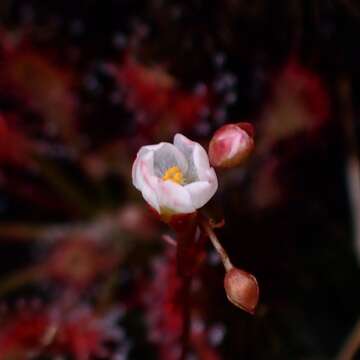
[[162, 166, 184, 184]]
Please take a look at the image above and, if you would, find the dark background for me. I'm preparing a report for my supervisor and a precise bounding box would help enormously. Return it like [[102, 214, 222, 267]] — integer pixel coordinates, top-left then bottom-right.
[[0, 1, 360, 359]]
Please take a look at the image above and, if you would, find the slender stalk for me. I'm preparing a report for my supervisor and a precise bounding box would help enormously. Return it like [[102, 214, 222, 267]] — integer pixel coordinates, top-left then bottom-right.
[[200, 217, 233, 271]]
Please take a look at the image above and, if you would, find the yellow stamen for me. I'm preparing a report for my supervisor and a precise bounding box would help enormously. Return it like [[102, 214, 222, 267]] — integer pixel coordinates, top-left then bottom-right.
[[162, 166, 184, 184]]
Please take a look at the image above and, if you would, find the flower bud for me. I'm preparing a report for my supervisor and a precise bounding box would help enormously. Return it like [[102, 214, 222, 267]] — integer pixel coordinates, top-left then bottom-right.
[[224, 267, 259, 314], [208, 123, 254, 168]]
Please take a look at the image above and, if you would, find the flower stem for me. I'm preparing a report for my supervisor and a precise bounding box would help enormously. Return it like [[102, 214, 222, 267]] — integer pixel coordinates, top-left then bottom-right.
[[180, 276, 191, 360], [200, 216, 233, 272], [171, 214, 200, 359]]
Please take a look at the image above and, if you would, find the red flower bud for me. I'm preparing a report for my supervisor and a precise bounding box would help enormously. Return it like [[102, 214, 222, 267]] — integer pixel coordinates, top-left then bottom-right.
[[224, 267, 259, 314], [208, 123, 254, 168]]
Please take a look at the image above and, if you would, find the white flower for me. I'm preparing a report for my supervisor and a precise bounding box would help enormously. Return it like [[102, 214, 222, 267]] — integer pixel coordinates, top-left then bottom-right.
[[132, 134, 218, 215]]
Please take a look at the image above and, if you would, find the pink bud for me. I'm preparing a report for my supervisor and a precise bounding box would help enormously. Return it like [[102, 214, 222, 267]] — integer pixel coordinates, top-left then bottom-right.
[[208, 123, 254, 168], [224, 267, 259, 314]]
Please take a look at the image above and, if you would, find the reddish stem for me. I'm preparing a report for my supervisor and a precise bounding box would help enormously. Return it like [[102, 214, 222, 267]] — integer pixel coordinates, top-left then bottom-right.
[[171, 213, 199, 277], [180, 276, 191, 360], [200, 215, 233, 271], [170, 212, 203, 359]]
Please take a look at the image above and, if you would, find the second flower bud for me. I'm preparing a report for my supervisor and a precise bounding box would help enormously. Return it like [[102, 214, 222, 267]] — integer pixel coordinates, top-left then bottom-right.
[[208, 123, 254, 168]]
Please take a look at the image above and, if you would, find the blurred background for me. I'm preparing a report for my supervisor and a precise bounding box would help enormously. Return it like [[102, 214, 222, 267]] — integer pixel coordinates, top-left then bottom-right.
[[0, 1, 360, 359]]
